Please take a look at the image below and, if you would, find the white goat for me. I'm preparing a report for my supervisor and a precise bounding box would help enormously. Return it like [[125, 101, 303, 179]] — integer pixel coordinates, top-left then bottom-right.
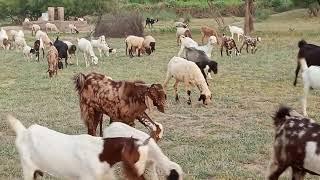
[[7, 115, 150, 180], [35, 30, 52, 47], [163, 56, 212, 105], [104, 122, 184, 180], [177, 35, 198, 57], [31, 24, 41, 36], [24, 18, 30, 22], [78, 38, 98, 67], [125, 35, 145, 57], [300, 58, 320, 116], [22, 45, 34, 60], [91, 36, 112, 57], [68, 24, 79, 34], [229, 25, 244, 42], [15, 36, 27, 50], [45, 23, 59, 33], [195, 35, 217, 58]]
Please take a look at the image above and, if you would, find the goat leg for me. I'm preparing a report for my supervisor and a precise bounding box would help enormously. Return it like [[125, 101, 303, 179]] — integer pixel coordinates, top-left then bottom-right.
[[137, 113, 161, 142]]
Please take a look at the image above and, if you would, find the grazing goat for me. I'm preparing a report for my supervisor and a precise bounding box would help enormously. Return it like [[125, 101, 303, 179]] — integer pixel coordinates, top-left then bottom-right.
[[54, 37, 69, 69], [240, 35, 261, 54], [195, 35, 217, 58], [145, 18, 158, 28], [228, 25, 244, 42], [47, 43, 59, 78], [185, 47, 218, 84], [220, 34, 240, 57], [104, 122, 184, 180], [45, 23, 59, 33], [177, 35, 198, 57], [267, 106, 320, 179], [299, 58, 320, 116], [68, 23, 79, 34], [125, 35, 150, 57], [200, 26, 219, 45], [91, 35, 114, 57], [293, 40, 320, 86], [22, 45, 35, 60], [24, 18, 30, 22], [143, 35, 156, 53], [163, 56, 212, 105], [73, 72, 166, 141], [31, 24, 40, 36], [35, 30, 52, 47], [34, 39, 45, 62], [77, 38, 98, 67], [0, 28, 9, 49], [7, 115, 150, 180], [64, 41, 77, 64]]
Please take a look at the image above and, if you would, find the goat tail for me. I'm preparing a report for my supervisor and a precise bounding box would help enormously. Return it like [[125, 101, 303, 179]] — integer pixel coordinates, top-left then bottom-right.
[[298, 40, 307, 48], [273, 106, 291, 127], [7, 115, 26, 136], [73, 73, 86, 93]]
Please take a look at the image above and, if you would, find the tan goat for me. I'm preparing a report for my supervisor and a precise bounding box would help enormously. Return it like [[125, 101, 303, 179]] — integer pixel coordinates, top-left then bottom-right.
[[47, 43, 59, 78], [200, 26, 219, 45]]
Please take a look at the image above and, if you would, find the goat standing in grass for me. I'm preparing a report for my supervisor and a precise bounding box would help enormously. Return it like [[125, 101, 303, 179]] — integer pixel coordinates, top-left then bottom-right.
[[220, 34, 240, 57], [200, 26, 219, 45], [47, 43, 59, 78], [7, 115, 150, 180], [239, 35, 261, 54], [73, 72, 166, 141], [299, 58, 320, 116], [293, 40, 320, 86], [228, 25, 244, 42], [268, 106, 320, 179]]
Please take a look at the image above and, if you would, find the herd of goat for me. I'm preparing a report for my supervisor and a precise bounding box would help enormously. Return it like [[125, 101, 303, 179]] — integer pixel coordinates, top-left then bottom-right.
[[4, 18, 320, 180]]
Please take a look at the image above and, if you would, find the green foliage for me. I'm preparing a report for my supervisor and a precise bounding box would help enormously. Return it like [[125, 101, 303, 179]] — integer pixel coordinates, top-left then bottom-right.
[[255, 9, 273, 21], [0, 0, 117, 23], [271, 0, 294, 12]]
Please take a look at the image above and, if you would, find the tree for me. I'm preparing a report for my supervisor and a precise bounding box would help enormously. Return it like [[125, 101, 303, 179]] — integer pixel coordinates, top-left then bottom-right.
[[244, 0, 254, 35]]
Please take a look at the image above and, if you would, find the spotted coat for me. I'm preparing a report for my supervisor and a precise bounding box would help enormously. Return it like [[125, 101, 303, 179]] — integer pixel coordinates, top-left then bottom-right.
[[240, 36, 261, 54], [220, 35, 240, 57]]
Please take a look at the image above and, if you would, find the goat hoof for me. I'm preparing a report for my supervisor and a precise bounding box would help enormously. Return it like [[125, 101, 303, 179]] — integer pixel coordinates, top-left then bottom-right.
[[187, 100, 191, 105]]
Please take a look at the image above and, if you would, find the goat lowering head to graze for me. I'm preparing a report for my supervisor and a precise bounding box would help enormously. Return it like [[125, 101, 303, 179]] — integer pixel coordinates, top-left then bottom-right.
[[47, 42, 59, 78], [228, 25, 244, 42], [185, 47, 218, 85], [45, 23, 59, 33], [31, 24, 41, 36], [77, 38, 98, 67], [267, 106, 320, 179], [125, 35, 147, 58], [145, 18, 159, 29], [7, 115, 151, 180], [104, 122, 184, 180], [240, 35, 261, 54], [163, 56, 212, 105], [54, 36, 69, 69], [143, 35, 156, 53], [220, 34, 240, 57], [298, 58, 320, 116], [33, 39, 45, 62], [200, 26, 219, 45], [68, 23, 79, 34], [293, 40, 320, 86], [73, 72, 166, 141]]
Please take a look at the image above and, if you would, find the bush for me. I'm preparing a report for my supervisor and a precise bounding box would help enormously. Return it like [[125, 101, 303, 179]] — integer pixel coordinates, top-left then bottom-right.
[[94, 12, 144, 38], [255, 9, 273, 21], [271, 0, 294, 12]]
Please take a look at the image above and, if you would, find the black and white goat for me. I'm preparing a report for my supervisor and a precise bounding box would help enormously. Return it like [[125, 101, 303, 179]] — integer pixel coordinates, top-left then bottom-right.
[[267, 106, 320, 179], [54, 37, 68, 69], [185, 47, 218, 85], [33, 39, 45, 62], [220, 34, 240, 57], [145, 18, 158, 28], [7, 115, 150, 180], [293, 40, 320, 86]]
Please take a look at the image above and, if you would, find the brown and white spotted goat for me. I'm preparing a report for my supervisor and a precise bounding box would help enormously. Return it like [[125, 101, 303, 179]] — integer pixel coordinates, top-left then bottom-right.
[[239, 35, 261, 54], [73, 72, 166, 142], [268, 106, 320, 180], [220, 34, 240, 57], [47, 43, 59, 78]]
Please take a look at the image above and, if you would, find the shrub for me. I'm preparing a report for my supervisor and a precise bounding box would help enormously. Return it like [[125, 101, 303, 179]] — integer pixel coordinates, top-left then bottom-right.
[[94, 12, 144, 38], [271, 0, 294, 12], [255, 9, 273, 21]]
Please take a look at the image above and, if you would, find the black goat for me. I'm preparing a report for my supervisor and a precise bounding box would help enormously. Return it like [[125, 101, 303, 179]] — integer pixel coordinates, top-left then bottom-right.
[[145, 18, 158, 28], [185, 47, 218, 85], [33, 40, 45, 62], [293, 40, 320, 86], [53, 37, 68, 69]]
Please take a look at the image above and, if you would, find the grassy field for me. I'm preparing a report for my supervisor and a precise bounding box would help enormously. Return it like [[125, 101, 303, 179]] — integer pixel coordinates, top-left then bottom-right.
[[1, 9, 320, 179]]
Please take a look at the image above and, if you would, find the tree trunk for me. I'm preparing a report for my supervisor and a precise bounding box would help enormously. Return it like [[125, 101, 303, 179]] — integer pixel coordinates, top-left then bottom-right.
[[244, 0, 254, 35]]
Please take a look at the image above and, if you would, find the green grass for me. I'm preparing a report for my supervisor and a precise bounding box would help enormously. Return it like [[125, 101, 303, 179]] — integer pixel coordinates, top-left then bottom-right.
[[1, 9, 320, 179]]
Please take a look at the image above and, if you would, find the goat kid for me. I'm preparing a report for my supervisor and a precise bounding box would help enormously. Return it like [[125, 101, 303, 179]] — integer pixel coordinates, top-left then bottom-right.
[[240, 35, 261, 54]]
